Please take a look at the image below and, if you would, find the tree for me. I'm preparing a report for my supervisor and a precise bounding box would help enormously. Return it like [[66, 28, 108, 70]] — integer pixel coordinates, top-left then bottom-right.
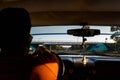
[[111, 26, 120, 52]]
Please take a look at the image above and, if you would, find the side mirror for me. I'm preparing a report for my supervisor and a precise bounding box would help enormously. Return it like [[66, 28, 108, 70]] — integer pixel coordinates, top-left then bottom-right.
[[67, 29, 100, 37]]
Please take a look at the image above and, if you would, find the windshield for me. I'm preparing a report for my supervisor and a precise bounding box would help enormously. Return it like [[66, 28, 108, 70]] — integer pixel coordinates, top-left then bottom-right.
[[29, 25, 120, 57]]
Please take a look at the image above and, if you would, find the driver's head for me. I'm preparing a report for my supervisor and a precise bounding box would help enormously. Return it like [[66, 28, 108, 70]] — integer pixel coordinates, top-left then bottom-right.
[[0, 8, 32, 55]]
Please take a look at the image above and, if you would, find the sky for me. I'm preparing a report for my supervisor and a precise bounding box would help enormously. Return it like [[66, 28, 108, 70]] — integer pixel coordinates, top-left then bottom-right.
[[30, 25, 115, 43]]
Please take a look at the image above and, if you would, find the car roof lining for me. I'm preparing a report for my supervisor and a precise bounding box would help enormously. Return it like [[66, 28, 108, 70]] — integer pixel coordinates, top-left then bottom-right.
[[0, 0, 120, 26], [30, 11, 120, 26]]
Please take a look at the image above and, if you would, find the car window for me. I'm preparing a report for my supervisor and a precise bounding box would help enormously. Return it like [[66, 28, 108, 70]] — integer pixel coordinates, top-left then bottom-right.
[[29, 25, 120, 57]]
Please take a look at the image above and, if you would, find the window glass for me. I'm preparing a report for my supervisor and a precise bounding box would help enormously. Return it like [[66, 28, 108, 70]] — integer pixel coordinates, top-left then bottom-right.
[[30, 25, 120, 57]]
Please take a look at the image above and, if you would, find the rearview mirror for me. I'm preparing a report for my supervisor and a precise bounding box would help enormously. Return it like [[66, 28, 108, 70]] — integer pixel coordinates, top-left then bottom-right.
[[67, 28, 100, 37]]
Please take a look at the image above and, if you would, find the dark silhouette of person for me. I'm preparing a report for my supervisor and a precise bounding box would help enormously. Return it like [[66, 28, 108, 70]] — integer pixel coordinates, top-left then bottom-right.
[[0, 8, 34, 80], [0, 8, 63, 80], [0, 8, 32, 56]]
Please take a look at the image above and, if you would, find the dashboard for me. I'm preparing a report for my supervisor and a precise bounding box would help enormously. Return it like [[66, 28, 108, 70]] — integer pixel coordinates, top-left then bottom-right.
[[59, 54, 120, 80]]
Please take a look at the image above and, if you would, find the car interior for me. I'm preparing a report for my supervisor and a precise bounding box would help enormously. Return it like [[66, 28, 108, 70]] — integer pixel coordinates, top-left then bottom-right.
[[0, 0, 120, 80]]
